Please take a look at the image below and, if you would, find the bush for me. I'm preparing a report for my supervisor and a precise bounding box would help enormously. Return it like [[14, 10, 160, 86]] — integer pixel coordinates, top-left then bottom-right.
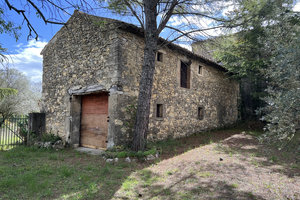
[[41, 133, 62, 144], [105, 147, 157, 159]]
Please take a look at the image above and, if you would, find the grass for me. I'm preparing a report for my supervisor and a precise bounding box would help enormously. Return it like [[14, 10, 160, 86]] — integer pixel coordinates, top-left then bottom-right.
[[0, 146, 141, 200], [147, 129, 233, 158], [197, 171, 214, 178], [0, 127, 242, 200], [0, 124, 299, 200], [0, 129, 231, 200]]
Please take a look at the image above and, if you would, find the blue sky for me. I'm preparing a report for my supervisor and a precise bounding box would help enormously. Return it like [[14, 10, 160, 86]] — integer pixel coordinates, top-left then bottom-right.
[[1, 1, 300, 83], [2, 1, 64, 83], [1, 0, 125, 83]]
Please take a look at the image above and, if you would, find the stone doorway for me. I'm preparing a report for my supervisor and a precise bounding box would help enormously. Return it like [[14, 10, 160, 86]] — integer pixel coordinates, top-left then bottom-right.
[[80, 93, 109, 149]]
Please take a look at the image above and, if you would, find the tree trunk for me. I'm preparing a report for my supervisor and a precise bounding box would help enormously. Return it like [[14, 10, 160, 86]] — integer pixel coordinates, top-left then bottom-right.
[[132, 1, 158, 151]]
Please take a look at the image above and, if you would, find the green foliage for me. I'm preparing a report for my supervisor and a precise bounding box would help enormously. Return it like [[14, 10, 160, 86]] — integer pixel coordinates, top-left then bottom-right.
[[258, 13, 300, 148], [214, 0, 293, 78], [213, 32, 268, 79], [41, 133, 62, 143], [0, 8, 20, 38], [105, 146, 157, 159], [116, 151, 128, 158], [107, 0, 129, 14], [0, 88, 17, 99], [92, 19, 108, 28], [17, 118, 29, 141], [0, 8, 20, 62], [215, 0, 300, 148]]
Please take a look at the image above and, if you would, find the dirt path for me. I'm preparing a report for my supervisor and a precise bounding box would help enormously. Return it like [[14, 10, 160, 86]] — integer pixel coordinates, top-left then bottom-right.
[[113, 133, 300, 200]]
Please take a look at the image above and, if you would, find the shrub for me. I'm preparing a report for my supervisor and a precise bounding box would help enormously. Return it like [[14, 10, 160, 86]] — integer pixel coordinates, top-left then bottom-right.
[[41, 133, 61, 144]]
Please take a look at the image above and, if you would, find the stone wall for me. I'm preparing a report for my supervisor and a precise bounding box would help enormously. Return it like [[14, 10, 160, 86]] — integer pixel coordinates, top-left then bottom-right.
[[116, 30, 239, 142], [41, 11, 123, 145]]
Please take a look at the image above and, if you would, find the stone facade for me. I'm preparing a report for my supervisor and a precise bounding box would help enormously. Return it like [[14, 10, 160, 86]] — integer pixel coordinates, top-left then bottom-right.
[[41, 11, 239, 148]]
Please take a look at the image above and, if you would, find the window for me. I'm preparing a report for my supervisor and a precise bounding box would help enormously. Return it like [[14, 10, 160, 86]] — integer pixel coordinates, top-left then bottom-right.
[[180, 61, 190, 88], [198, 107, 204, 120], [156, 104, 163, 118], [157, 52, 163, 62], [198, 65, 203, 75]]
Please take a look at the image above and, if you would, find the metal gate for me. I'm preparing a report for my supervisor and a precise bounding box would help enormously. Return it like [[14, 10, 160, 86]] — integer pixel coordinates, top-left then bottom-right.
[[0, 116, 28, 150]]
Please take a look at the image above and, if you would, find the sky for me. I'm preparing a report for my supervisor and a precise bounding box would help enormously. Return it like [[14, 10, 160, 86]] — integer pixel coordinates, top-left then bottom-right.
[[1, 0, 300, 83]]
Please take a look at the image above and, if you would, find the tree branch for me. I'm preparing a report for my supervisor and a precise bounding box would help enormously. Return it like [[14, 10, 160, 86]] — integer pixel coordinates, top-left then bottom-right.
[[4, 0, 68, 40], [4, 0, 39, 39], [162, 25, 225, 45], [27, 0, 66, 25], [123, 0, 144, 29], [173, 12, 230, 23], [45, 0, 72, 16], [157, 0, 179, 34]]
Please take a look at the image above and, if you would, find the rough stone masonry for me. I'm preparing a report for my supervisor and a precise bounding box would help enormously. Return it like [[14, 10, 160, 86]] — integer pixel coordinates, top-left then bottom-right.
[[41, 11, 239, 148]]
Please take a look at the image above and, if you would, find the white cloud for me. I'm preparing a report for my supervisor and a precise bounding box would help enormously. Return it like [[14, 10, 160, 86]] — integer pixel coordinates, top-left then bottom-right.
[[8, 40, 47, 82], [167, 1, 235, 40], [168, 15, 225, 39], [293, 1, 300, 11]]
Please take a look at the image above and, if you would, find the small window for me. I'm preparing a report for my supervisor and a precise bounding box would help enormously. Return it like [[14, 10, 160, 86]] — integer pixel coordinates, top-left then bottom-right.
[[198, 65, 203, 75], [198, 107, 204, 120], [157, 52, 163, 62], [180, 61, 190, 88], [156, 104, 163, 118]]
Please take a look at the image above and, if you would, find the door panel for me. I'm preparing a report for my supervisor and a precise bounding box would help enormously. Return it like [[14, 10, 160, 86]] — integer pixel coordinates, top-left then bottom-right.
[[80, 93, 108, 149]]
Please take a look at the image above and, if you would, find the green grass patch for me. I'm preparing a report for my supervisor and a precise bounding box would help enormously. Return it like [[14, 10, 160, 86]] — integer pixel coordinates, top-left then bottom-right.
[[230, 183, 239, 188], [0, 146, 140, 199], [196, 171, 214, 178], [105, 146, 157, 160]]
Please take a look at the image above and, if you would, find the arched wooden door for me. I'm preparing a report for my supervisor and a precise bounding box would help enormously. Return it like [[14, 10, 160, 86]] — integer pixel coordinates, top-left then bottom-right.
[[80, 93, 108, 149]]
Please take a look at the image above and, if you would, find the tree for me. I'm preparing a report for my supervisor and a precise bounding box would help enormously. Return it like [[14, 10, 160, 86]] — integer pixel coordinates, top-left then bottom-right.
[[0, 7, 21, 113], [0, 6, 20, 63], [1, 0, 234, 151], [259, 12, 300, 148], [99, 0, 232, 151], [214, 0, 300, 147], [0, 67, 40, 127]]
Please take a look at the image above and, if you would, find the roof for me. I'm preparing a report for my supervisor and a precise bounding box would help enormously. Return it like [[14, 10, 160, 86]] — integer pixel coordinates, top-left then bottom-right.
[[42, 10, 227, 72]]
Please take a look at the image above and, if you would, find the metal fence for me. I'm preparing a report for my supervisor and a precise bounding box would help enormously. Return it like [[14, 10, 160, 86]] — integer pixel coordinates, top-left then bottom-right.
[[0, 116, 28, 150]]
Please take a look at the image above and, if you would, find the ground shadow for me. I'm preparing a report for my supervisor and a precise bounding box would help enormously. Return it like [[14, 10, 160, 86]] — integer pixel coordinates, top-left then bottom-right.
[[217, 133, 300, 178], [114, 168, 266, 200], [149, 128, 239, 160]]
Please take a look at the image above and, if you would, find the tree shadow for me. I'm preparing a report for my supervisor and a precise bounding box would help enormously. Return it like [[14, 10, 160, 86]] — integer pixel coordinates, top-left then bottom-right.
[[217, 133, 300, 178], [114, 168, 266, 200], [149, 129, 239, 160], [112, 131, 299, 200]]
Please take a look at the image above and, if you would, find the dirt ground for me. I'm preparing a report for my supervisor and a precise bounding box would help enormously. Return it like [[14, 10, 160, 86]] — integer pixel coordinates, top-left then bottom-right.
[[113, 133, 300, 200]]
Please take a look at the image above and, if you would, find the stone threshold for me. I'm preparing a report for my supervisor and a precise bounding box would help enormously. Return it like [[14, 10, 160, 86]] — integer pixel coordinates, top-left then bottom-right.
[[75, 147, 105, 156]]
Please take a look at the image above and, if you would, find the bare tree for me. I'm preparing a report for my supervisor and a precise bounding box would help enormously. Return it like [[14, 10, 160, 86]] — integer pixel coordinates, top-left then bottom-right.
[[0, 67, 40, 126]]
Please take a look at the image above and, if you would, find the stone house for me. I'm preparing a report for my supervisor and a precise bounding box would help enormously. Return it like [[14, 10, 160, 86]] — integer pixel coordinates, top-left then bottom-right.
[[41, 11, 240, 149]]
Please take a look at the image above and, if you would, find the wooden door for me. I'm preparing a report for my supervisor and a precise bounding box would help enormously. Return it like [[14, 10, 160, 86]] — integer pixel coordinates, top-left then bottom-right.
[[80, 93, 108, 149]]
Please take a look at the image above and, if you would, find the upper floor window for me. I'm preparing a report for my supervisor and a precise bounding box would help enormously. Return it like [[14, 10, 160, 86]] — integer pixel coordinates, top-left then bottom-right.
[[157, 52, 163, 62], [198, 65, 203, 75], [180, 61, 190, 89]]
